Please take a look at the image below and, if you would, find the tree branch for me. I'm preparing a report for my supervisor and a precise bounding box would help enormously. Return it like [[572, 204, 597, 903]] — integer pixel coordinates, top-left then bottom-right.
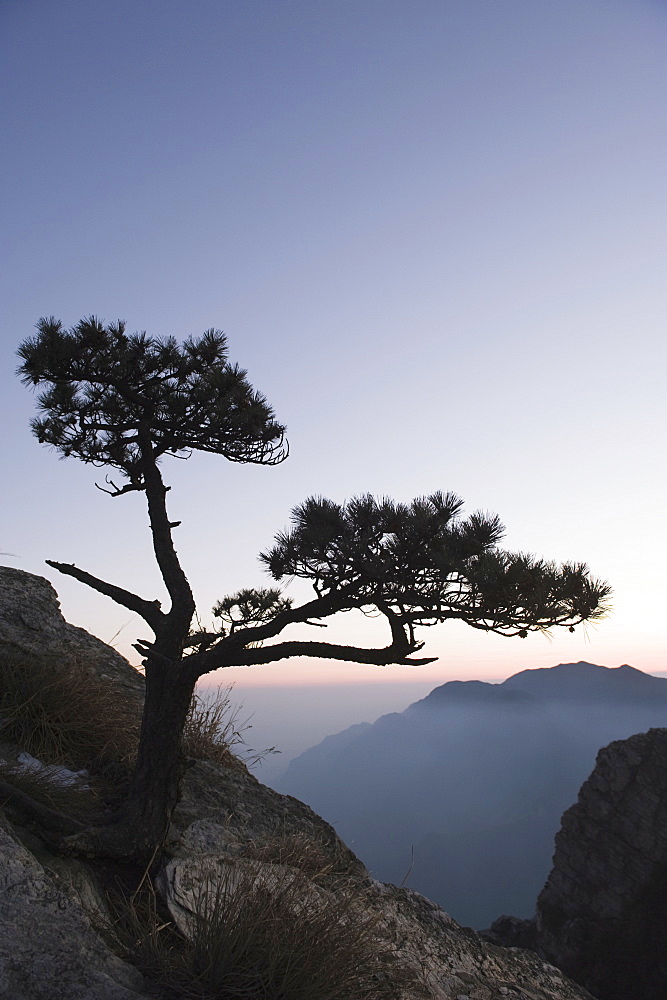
[[95, 476, 143, 497], [215, 588, 355, 649], [196, 639, 437, 674], [45, 560, 165, 633], [376, 599, 412, 653], [400, 606, 592, 636]]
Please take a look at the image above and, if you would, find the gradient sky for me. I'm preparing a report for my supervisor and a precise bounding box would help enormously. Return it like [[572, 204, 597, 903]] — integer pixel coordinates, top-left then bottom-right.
[[2, 0, 666, 727]]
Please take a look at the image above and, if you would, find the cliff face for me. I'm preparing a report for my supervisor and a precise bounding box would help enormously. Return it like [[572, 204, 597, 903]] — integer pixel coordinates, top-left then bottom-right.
[[534, 728, 667, 1000], [0, 568, 595, 1000]]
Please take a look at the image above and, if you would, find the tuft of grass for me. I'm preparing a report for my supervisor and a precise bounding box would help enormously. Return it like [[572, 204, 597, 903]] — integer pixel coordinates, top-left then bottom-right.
[[239, 829, 364, 890], [0, 649, 140, 772], [174, 864, 394, 999], [112, 850, 429, 1000], [182, 685, 277, 772]]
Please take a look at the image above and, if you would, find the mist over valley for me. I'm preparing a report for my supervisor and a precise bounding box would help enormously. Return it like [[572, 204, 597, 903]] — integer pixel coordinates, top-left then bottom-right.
[[274, 662, 667, 928]]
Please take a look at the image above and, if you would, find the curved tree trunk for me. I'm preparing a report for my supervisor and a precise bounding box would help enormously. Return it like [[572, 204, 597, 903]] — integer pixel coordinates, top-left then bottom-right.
[[86, 433, 203, 859]]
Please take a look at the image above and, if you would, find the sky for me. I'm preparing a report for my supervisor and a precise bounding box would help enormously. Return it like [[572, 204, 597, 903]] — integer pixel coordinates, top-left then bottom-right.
[[2, 0, 666, 762]]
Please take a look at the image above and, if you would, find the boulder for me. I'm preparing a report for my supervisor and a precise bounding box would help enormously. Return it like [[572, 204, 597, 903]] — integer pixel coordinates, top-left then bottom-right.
[[167, 756, 363, 868], [0, 813, 149, 1000], [366, 882, 595, 1000]]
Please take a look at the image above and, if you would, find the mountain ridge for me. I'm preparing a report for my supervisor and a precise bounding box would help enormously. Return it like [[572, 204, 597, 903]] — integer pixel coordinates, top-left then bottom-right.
[[412, 661, 667, 711]]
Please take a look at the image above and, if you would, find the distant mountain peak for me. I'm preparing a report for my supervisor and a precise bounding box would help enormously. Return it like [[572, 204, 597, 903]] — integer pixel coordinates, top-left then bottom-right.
[[411, 678, 537, 712], [503, 661, 667, 703], [410, 662, 667, 712]]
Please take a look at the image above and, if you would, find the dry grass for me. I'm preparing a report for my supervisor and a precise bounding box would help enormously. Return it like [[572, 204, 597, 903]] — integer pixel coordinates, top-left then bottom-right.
[[170, 864, 413, 999], [0, 651, 271, 808], [240, 830, 364, 890], [0, 649, 140, 772], [183, 685, 277, 773], [112, 847, 428, 1000], [0, 757, 101, 815]]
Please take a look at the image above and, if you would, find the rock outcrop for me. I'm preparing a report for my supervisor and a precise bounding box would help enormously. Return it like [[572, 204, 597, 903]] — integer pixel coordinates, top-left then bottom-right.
[[0, 568, 595, 999], [0, 814, 149, 1000], [160, 758, 595, 1000], [532, 728, 667, 1000], [0, 760, 596, 1000], [163, 759, 595, 999], [0, 565, 144, 706]]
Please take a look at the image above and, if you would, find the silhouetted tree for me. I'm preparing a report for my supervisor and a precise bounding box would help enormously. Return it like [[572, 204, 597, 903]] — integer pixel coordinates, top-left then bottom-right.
[[14, 316, 611, 859]]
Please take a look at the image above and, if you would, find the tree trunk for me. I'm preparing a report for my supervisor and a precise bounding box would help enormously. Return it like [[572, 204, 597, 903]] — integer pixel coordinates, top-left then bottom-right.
[[123, 656, 198, 855], [53, 653, 199, 861]]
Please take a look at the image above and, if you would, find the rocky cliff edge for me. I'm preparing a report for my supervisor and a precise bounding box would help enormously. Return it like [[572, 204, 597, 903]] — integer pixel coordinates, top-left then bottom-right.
[[0, 567, 594, 1000]]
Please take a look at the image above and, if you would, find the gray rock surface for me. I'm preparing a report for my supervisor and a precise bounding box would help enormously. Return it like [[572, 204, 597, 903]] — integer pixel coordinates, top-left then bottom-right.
[[368, 882, 595, 1000], [161, 846, 595, 999], [0, 814, 149, 1000], [533, 728, 667, 999], [0, 565, 144, 705], [168, 756, 363, 869]]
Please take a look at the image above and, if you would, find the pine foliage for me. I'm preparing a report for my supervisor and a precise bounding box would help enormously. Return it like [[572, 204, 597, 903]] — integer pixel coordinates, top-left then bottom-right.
[[17, 316, 287, 492], [260, 492, 611, 638]]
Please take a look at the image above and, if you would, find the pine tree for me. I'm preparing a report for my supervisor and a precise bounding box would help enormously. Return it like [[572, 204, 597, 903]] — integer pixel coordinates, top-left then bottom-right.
[[13, 316, 611, 859]]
